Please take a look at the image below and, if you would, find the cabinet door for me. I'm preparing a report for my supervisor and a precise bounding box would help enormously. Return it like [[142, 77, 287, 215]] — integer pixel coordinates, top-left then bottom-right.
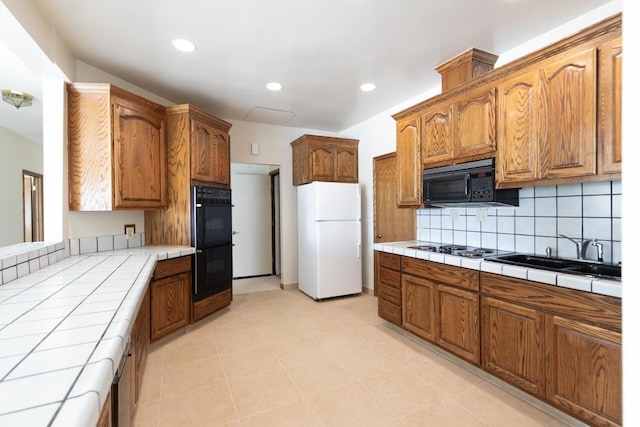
[[600, 37, 622, 175], [402, 274, 436, 341], [454, 87, 496, 160], [133, 288, 150, 407], [421, 103, 453, 166], [150, 272, 191, 342], [113, 101, 167, 209], [545, 315, 622, 426], [396, 115, 422, 207], [496, 71, 539, 185], [191, 120, 230, 185], [309, 144, 335, 181], [539, 47, 597, 179], [334, 145, 358, 183], [190, 119, 217, 182], [436, 284, 480, 364], [97, 393, 111, 427], [482, 296, 544, 396], [213, 129, 230, 185]]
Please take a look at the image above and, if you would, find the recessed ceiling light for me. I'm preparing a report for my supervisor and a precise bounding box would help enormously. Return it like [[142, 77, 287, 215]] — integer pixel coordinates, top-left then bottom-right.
[[360, 83, 376, 92], [266, 82, 282, 91], [172, 38, 196, 53]]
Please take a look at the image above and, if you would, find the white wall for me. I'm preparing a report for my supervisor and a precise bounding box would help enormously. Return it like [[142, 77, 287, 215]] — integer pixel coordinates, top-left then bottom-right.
[[0, 126, 43, 246], [340, 2, 623, 291], [228, 120, 339, 286]]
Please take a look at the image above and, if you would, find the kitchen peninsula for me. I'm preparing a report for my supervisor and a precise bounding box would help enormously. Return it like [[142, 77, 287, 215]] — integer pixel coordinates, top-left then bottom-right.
[[0, 239, 194, 426]]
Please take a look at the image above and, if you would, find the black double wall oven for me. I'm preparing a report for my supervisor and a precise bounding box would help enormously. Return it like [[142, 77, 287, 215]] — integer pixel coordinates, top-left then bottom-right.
[[191, 186, 233, 301]]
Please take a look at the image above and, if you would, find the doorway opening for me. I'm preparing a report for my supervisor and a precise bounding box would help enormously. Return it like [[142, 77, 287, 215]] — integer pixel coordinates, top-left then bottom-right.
[[230, 163, 281, 294], [23, 170, 44, 242]]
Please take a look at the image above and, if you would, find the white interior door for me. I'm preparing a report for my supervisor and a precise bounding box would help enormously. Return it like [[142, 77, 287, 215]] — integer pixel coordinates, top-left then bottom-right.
[[231, 172, 272, 278]]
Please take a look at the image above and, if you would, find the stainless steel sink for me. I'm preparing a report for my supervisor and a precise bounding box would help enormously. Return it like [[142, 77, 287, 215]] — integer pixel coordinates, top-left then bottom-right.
[[487, 254, 621, 281]]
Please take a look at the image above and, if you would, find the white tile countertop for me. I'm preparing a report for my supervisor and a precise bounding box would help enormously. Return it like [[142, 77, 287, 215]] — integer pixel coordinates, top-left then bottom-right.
[[374, 241, 621, 298], [0, 244, 194, 427]]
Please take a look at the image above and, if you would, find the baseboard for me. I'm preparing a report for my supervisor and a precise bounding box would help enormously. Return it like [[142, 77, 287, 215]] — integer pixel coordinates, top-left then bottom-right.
[[361, 286, 373, 295], [280, 282, 298, 290]]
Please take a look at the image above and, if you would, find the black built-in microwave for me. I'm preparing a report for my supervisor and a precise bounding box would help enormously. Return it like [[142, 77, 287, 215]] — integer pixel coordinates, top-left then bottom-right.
[[422, 158, 519, 208]]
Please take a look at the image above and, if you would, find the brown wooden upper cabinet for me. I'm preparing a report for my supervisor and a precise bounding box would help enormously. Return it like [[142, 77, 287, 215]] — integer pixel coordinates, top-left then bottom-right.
[[422, 86, 497, 167], [395, 115, 422, 207], [291, 134, 358, 185], [167, 104, 232, 187], [497, 47, 597, 187], [599, 36, 622, 175], [68, 83, 167, 210], [395, 14, 621, 197]]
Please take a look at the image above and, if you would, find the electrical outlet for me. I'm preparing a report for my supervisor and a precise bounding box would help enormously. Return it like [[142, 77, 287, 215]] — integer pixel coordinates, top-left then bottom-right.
[[124, 224, 135, 239], [449, 209, 459, 221], [476, 209, 488, 222]]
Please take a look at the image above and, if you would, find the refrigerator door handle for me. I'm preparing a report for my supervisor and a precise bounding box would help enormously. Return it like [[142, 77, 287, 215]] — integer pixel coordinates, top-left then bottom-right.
[[357, 226, 362, 259]]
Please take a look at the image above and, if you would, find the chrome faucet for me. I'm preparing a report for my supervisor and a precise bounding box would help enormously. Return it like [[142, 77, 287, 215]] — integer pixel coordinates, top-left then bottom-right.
[[559, 234, 594, 260], [592, 240, 604, 262]]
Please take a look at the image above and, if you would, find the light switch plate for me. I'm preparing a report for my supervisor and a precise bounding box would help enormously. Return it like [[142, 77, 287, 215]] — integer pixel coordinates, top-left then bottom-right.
[[449, 209, 459, 221]]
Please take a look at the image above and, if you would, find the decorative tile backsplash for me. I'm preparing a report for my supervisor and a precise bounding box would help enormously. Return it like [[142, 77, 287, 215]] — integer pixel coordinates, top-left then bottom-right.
[[417, 181, 621, 264]]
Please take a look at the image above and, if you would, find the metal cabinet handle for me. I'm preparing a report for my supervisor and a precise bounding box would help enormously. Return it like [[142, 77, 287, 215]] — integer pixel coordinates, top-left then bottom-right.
[[376, 235, 382, 239]]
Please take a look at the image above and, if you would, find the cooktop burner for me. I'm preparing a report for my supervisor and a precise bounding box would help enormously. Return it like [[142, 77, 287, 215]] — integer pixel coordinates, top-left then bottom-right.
[[406, 243, 505, 258], [407, 245, 437, 252], [438, 244, 468, 254], [457, 248, 496, 258]]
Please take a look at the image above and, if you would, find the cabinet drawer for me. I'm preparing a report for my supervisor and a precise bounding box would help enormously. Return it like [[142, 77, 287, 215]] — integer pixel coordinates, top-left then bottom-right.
[[403, 256, 478, 290], [378, 252, 401, 271], [378, 299, 401, 326], [379, 267, 401, 288], [378, 282, 401, 305], [153, 256, 191, 280]]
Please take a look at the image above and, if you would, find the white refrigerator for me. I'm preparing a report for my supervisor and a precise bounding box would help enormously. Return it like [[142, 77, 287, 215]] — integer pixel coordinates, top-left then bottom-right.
[[297, 181, 362, 300]]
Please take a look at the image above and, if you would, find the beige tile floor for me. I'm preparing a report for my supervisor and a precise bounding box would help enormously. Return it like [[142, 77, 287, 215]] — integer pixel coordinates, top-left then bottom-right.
[[233, 276, 281, 295], [133, 288, 583, 427]]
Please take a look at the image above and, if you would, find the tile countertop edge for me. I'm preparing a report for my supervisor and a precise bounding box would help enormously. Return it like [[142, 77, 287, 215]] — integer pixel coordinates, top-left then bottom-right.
[[67, 246, 195, 426], [0, 245, 194, 427], [374, 241, 622, 299]]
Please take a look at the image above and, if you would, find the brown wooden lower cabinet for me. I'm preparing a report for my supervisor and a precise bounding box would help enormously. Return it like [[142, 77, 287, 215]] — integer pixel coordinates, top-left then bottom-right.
[[399, 257, 481, 365], [150, 256, 192, 342], [375, 255, 622, 426], [545, 314, 622, 426], [482, 296, 544, 397], [481, 272, 621, 426], [436, 284, 480, 364], [96, 392, 111, 427], [131, 286, 150, 414], [401, 274, 435, 341], [375, 252, 402, 326]]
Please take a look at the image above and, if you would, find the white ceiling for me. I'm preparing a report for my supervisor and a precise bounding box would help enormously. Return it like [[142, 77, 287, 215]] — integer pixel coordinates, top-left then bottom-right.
[[1, 0, 617, 143]]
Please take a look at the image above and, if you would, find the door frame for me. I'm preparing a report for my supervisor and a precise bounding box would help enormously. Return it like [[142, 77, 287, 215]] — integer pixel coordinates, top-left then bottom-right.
[[270, 169, 281, 276], [22, 170, 44, 242]]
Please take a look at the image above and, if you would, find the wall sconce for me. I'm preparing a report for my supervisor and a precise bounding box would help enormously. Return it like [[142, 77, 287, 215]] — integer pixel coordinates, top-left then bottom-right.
[[2, 90, 34, 109]]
